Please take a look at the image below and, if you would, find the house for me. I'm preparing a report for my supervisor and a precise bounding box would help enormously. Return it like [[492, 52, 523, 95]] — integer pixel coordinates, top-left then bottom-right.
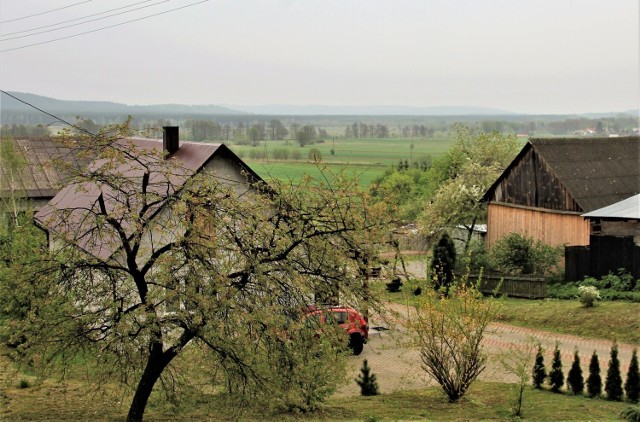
[[565, 193, 640, 280], [481, 136, 640, 250], [0, 137, 90, 211], [34, 127, 263, 262]]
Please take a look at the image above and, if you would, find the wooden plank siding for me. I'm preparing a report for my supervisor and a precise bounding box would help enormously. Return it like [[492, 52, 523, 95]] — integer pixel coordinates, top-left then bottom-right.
[[486, 202, 590, 248]]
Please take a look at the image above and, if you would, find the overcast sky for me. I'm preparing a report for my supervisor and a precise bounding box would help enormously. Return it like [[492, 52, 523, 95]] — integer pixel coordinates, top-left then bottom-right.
[[1, 0, 638, 114]]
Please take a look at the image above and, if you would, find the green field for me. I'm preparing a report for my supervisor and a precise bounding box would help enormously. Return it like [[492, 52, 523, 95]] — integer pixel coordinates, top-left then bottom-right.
[[228, 136, 455, 185]]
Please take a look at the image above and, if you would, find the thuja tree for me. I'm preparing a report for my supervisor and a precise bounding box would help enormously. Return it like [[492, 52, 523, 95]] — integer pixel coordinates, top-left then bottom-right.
[[567, 348, 584, 395], [548, 343, 564, 392], [411, 280, 499, 402], [587, 351, 603, 398], [16, 123, 390, 421], [430, 233, 456, 292], [355, 359, 380, 396], [625, 349, 640, 403], [532, 344, 546, 389], [606, 341, 624, 401]]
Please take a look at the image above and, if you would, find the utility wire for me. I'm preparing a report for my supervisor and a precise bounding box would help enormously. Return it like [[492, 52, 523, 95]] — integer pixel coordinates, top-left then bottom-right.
[[0, 90, 95, 136], [1, 0, 173, 41], [0, 0, 96, 24], [1, 0, 153, 38], [0, 0, 208, 53]]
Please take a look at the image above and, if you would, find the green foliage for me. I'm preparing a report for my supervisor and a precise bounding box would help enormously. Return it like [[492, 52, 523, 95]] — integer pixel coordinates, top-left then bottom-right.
[[606, 341, 624, 401], [567, 349, 584, 395], [578, 285, 601, 307], [18, 379, 30, 389], [532, 344, 547, 389], [385, 276, 402, 293], [625, 349, 640, 403], [489, 232, 562, 276], [548, 343, 564, 392], [411, 280, 499, 402], [430, 233, 456, 292], [621, 406, 640, 422], [587, 351, 603, 398], [355, 359, 380, 396]]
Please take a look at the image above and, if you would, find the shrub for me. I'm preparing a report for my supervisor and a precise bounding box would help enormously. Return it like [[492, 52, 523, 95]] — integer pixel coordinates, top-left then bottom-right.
[[587, 350, 603, 397], [386, 277, 402, 293], [490, 233, 561, 276], [548, 342, 564, 392], [578, 285, 601, 307], [606, 341, 624, 401], [308, 148, 322, 163], [430, 233, 456, 292], [355, 359, 380, 396], [532, 344, 546, 389], [567, 349, 584, 395], [621, 406, 640, 422], [625, 349, 640, 403]]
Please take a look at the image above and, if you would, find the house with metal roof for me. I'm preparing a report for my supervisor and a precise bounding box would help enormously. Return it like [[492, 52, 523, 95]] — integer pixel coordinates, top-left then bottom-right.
[[34, 127, 263, 262], [482, 136, 640, 249]]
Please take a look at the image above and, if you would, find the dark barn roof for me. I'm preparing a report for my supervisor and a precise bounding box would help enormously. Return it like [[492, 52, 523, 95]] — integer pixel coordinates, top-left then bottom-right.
[[483, 136, 640, 213]]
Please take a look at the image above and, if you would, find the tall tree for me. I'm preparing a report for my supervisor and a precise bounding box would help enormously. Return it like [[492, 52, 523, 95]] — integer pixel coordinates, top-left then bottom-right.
[[18, 123, 389, 421], [587, 351, 602, 398], [606, 341, 624, 401], [625, 348, 640, 403]]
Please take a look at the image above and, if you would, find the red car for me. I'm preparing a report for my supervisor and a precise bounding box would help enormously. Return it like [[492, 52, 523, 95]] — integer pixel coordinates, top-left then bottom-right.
[[304, 305, 368, 355]]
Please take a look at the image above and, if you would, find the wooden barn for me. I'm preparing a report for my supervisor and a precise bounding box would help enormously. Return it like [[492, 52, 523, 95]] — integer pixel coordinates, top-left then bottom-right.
[[481, 136, 640, 249]]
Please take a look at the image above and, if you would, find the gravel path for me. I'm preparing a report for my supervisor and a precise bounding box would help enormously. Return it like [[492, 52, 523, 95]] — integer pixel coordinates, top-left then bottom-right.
[[337, 301, 638, 396]]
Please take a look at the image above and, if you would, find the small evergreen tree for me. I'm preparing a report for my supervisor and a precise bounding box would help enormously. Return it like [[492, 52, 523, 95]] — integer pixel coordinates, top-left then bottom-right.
[[532, 344, 546, 389], [587, 350, 603, 398], [430, 233, 456, 292], [548, 342, 564, 392], [355, 359, 379, 396], [625, 349, 640, 403], [567, 348, 584, 395], [606, 341, 624, 401]]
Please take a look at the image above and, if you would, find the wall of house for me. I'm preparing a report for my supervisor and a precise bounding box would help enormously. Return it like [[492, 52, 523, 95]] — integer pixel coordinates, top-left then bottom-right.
[[486, 202, 590, 248]]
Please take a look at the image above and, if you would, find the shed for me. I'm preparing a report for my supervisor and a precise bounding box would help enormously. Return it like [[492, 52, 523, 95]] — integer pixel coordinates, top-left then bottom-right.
[[482, 136, 640, 248]]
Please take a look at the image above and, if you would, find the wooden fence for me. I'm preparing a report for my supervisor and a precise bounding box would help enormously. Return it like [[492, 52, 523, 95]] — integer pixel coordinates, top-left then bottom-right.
[[565, 235, 640, 281], [465, 273, 547, 299]]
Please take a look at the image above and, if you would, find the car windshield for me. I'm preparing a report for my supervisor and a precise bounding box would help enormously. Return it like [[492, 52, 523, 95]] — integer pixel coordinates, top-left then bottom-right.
[[329, 311, 348, 324]]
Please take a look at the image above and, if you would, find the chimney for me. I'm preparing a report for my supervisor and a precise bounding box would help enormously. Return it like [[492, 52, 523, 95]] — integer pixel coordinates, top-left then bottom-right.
[[163, 126, 179, 156]]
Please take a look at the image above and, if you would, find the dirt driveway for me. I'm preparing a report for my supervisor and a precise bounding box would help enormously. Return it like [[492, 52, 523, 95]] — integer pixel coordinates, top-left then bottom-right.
[[337, 301, 638, 397]]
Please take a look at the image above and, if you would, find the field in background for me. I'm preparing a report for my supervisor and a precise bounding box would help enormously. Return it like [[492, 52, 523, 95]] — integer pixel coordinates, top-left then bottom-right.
[[228, 136, 456, 185]]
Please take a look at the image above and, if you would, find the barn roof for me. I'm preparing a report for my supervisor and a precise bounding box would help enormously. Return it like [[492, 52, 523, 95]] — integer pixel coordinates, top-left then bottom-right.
[[483, 136, 640, 212], [34, 137, 262, 260], [582, 194, 640, 220]]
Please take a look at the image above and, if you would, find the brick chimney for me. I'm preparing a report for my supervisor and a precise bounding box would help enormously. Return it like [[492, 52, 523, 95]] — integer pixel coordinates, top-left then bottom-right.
[[163, 126, 179, 156]]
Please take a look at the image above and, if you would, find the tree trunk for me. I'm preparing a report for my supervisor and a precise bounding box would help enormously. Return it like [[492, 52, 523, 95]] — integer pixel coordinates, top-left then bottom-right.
[[126, 342, 170, 422]]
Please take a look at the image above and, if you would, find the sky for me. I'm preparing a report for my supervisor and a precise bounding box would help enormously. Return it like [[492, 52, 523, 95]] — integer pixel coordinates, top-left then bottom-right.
[[0, 0, 638, 114]]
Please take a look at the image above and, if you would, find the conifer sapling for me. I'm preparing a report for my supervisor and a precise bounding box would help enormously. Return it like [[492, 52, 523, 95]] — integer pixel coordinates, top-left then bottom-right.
[[624, 348, 640, 403], [587, 350, 602, 398], [356, 359, 380, 396], [605, 341, 624, 401], [548, 342, 564, 392], [532, 344, 546, 389], [567, 348, 584, 395]]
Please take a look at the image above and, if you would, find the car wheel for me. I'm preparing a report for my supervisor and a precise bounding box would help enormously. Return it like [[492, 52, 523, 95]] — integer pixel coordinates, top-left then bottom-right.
[[349, 333, 364, 355]]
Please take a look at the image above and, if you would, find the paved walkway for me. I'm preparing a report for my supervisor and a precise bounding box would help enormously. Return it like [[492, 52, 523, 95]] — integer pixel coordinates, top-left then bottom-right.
[[337, 301, 639, 397]]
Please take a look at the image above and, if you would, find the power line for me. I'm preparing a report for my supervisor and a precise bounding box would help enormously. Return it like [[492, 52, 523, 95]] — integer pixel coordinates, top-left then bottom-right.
[[1, 0, 154, 38], [0, 90, 95, 136], [0, 0, 209, 53], [0, 0, 96, 24], [1, 0, 173, 41]]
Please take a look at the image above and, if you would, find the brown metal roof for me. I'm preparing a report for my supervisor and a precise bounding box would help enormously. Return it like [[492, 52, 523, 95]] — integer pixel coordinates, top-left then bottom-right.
[[0, 137, 89, 201], [34, 137, 262, 260], [529, 136, 640, 211]]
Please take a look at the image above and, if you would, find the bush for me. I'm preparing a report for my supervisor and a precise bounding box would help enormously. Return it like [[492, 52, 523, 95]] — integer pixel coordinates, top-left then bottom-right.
[[621, 406, 640, 422], [578, 285, 601, 307], [532, 344, 546, 389], [490, 233, 561, 276], [625, 349, 640, 403], [355, 359, 380, 396], [567, 349, 584, 395], [606, 341, 624, 401], [430, 233, 456, 292], [587, 350, 603, 397], [386, 277, 402, 293], [548, 343, 564, 392]]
